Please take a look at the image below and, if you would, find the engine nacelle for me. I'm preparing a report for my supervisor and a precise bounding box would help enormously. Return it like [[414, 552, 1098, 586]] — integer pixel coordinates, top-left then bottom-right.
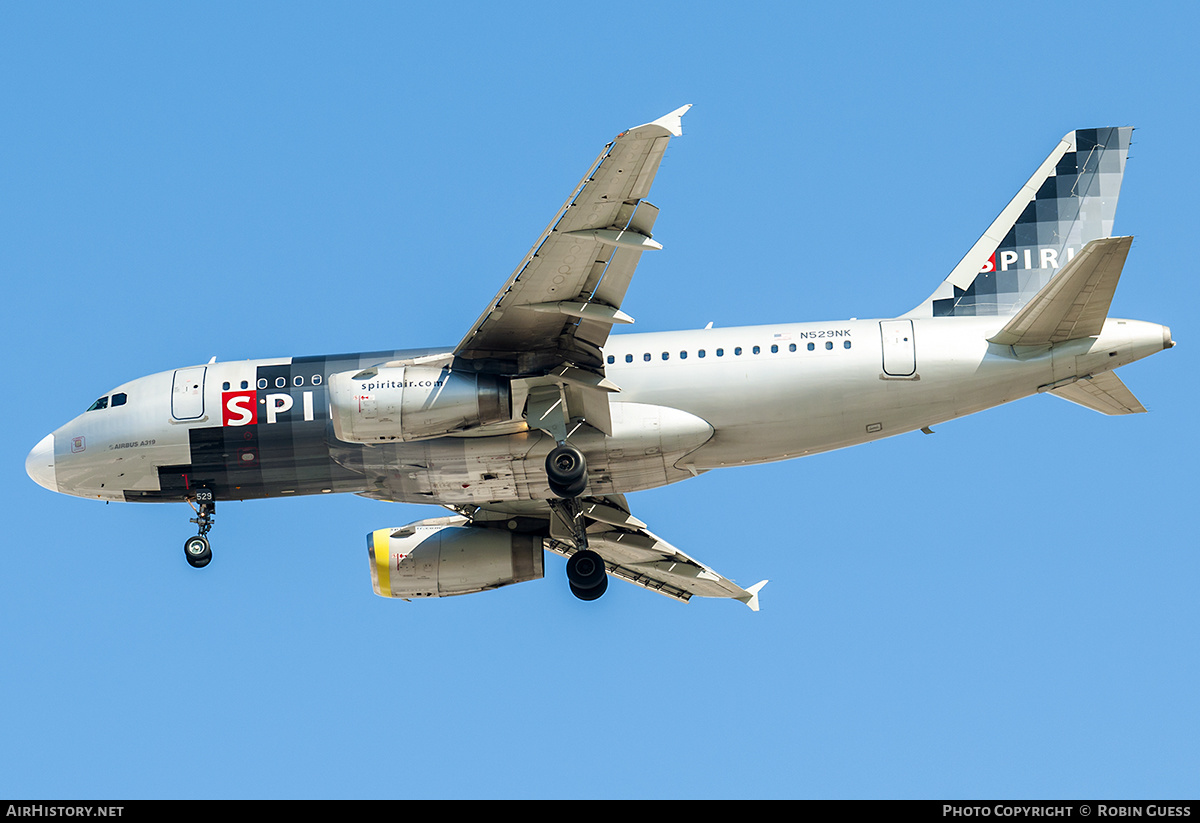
[[329, 365, 511, 443], [367, 519, 544, 599]]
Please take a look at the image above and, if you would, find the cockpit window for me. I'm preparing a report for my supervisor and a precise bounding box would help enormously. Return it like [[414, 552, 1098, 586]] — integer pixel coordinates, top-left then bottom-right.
[[86, 392, 128, 411]]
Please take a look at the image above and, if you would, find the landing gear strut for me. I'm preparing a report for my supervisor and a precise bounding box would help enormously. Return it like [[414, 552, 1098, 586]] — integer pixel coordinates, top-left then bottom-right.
[[526, 385, 599, 598], [184, 491, 215, 568]]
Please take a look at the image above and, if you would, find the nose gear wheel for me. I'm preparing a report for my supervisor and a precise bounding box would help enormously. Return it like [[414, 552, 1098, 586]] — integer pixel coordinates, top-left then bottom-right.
[[184, 491, 215, 569]]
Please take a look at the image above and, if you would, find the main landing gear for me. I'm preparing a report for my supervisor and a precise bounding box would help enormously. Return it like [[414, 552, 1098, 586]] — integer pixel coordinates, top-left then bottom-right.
[[546, 443, 587, 499], [545, 445, 608, 601], [566, 547, 608, 601], [184, 491, 215, 569]]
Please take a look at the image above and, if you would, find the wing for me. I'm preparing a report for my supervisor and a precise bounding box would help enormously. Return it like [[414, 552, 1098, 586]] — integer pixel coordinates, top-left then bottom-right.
[[452, 106, 691, 385], [463, 495, 768, 610]]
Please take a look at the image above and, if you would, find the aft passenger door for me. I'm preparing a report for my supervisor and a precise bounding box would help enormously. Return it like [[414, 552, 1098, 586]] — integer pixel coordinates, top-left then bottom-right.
[[172, 367, 207, 420], [880, 320, 916, 377]]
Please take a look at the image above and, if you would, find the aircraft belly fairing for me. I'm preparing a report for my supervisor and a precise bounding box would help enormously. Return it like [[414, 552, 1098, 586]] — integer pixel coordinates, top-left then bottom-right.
[[353, 400, 714, 505]]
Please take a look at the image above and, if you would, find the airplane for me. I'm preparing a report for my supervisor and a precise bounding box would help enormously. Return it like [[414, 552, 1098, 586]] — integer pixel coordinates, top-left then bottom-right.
[[24, 106, 1173, 609]]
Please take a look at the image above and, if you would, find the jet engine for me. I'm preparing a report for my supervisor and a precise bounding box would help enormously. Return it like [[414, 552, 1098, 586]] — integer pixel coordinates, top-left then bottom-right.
[[367, 519, 544, 599], [329, 365, 511, 443]]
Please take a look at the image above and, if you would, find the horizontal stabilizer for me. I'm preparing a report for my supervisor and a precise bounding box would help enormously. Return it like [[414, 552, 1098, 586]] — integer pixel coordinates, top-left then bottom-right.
[[989, 236, 1133, 347], [1049, 371, 1147, 415]]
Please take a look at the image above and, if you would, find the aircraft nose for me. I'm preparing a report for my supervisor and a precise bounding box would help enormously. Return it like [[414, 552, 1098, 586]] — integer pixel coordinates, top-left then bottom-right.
[[26, 433, 57, 492]]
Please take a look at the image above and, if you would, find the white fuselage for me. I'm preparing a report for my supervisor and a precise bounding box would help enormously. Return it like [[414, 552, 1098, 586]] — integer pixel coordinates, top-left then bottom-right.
[[606, 315, 1166, 465], [28, 314, 1171, 508]]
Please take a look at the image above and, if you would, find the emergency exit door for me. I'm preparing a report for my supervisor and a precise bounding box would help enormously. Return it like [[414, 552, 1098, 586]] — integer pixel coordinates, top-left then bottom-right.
[[880, 320, 916, 377]]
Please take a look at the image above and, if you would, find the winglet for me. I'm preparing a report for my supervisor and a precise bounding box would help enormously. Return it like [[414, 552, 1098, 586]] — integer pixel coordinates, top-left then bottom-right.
[[738, 580, 769, 612], [629, 104, 692, 138], [653, 104, 692, 136]]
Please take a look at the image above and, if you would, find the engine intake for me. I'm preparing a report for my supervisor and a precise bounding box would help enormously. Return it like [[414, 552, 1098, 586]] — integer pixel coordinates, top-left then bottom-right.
[[368, 520, 543, 599], [329, 365, 510, 443]]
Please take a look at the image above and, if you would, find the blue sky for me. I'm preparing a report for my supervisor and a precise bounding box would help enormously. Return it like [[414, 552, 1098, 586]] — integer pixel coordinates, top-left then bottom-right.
[[2, 2, 1197, 799]]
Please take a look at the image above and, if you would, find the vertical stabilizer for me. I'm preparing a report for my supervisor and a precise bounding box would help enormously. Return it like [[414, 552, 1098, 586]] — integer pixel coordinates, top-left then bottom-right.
[[907, 128, 1132, 318]]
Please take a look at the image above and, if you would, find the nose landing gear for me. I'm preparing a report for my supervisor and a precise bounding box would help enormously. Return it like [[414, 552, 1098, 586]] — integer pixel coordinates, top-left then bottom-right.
[[184, 534, 211, 568], [184, 491, 215, 568]]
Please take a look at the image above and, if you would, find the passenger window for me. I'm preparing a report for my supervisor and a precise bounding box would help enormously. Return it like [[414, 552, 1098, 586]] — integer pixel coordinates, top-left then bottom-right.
[[807, 343, 815, 351], [643, 353, 651, 362], [789, 343, 797, 352], [275, 377, 287, 388], [716, 348, 724, 357], [825, 341, 833, 350], [662, 352, 669, 360], [844, 341, 852, 349], [752, 346, 760, 355], [312, 375, 322, 386], [258, 378, 268, 389], [607, 355, 615, 365], [734, 347, 742, 356], [680, 351, 687, 359], [625, 354, 633, 363], [698, 349, 706, 358], [222, 382, 230, 390], [111, 393, 127, 407], [771, 344, 778, 353], [293, 376, 305, 386], [241, 380, 249, 390]]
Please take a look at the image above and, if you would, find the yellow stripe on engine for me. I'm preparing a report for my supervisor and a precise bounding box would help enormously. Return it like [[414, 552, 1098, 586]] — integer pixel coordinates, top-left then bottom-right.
[[371, 528, 393, 597]]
